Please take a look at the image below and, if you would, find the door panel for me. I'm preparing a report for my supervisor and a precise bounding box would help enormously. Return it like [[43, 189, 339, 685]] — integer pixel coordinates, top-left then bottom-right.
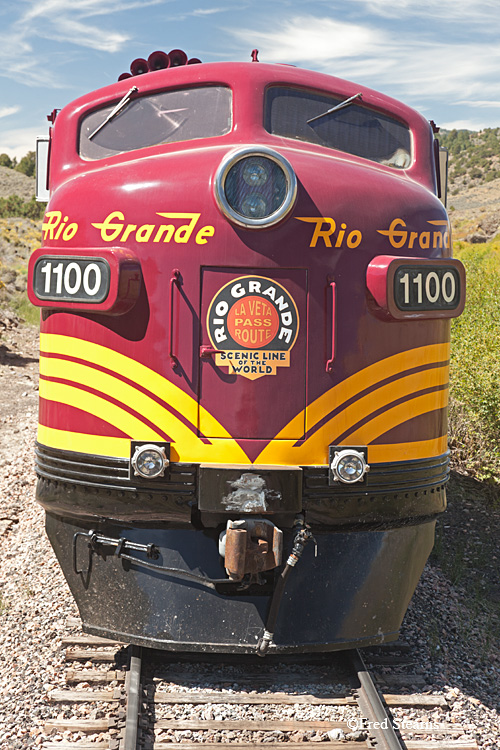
[[199, 268, 307, 440]]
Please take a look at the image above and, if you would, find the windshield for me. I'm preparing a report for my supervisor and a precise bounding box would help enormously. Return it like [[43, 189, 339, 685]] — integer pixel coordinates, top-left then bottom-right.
[[265, 86, 411, 169], [79, 85, 232, 160]]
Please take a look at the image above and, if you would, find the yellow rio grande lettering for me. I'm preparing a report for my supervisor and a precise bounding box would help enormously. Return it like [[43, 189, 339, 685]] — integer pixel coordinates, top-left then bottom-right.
[[42, 210, 79, 241], [91, 211, 215, 245], [377, 218, 450, 251], [296, 217, 362, 249]]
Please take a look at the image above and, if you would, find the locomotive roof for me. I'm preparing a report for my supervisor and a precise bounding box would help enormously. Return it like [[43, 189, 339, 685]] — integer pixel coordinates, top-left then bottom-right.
[[65, 61, 429, 132], [50, 61, 436, 193]]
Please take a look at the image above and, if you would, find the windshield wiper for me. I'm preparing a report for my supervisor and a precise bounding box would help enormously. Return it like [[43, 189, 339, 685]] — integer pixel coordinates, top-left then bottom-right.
[[88, 85, 139, 140], [307, 92, 363, 125]]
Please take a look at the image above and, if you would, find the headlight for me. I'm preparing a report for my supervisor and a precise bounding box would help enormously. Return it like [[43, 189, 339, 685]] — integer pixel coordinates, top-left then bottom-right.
[[131, 444, 169, 479], [215, 147, 297, 228], [330, 449, 369, 484]]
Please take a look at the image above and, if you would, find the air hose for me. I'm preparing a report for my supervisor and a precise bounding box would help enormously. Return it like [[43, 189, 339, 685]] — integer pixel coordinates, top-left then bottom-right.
[[256, 520, 316, 656]]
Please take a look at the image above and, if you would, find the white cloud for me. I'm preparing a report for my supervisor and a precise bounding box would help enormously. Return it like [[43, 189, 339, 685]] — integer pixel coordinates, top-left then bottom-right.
[[190, 7, 228, 16], [0, 26, 63, 87], [0, 0, 150, 87], [232, 16, 381, 64], [21, 1, 131, 53], [343, 0, 499, 25], [33, 17, 129, 53], [22, 0, 163, 22], [0, 125, 46, 160], [0, 106, 20, 120], [456, 101, 500, 109], [231, 14, 500, 112], [439, 120, 491, 131]]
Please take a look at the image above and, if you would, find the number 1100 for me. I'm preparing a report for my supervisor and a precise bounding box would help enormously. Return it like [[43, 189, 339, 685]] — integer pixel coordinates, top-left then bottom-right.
[[398, 270, 456, 306]]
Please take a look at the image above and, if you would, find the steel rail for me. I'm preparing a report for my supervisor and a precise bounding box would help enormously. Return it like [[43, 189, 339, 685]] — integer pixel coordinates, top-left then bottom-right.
[[348, 648, 406, 750], [122, 645, 143, 750]]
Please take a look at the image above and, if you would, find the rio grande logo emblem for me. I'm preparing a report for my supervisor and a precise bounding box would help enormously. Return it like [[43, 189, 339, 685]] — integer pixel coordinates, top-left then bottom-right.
[[207, 276, 299, 380]]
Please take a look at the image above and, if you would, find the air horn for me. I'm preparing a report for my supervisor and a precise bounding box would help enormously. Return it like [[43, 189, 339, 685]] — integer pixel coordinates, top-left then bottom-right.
[[168, 49, 188, 67], [148, 50, 171, 71], [119, 49, 198, 80], [130, 58, 149, 76]]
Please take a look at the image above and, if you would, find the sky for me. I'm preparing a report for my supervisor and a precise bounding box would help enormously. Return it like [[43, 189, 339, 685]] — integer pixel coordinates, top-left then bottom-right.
[[1, 0, 500, 160]]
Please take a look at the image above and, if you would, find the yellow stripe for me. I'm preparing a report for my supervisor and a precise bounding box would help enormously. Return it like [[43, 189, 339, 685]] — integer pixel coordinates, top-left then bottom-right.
[[345, 388, 449, 444], [256, 366, 449, 464], [40, 333, 236, 441], [40, 379, 163, 440], [326, 366, 449, 440], [39, 333, 450, 466], [37, 424, 131, 458], [292, 342, 449, 438], [40, 377, 247, 463], [368, 436, 448, 463], [41, 356, 203, 450], [36, 425, 449, 465], [40, 334, 248, 463]]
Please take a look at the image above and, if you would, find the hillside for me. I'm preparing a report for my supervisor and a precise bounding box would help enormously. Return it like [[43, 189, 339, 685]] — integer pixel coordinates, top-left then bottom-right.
[[448, 179, 500, 243], [0, 166, 36, 202], [438, 128, 500, 242], [440, 127, 500, 191]]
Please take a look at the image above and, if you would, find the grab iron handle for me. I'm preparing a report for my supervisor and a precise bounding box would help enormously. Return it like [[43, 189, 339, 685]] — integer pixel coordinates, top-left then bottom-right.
[[200, 345, 223, 359], [326, 280, 336, 373], [169, 269, 181, 370]]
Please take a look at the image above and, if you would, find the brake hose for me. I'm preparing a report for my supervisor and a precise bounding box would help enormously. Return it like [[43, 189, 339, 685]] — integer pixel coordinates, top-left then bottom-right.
[[256, 522, 316, 656]]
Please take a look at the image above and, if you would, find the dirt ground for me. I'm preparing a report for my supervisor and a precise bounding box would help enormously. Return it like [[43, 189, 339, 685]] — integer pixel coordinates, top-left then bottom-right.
[[0, 313, 39, 535]]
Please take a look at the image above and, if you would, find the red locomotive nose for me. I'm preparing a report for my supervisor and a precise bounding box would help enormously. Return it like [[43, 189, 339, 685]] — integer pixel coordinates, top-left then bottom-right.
[[33, 52, 464, 659]]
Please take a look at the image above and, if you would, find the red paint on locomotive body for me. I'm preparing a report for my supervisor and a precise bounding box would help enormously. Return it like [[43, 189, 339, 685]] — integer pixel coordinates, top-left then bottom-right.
[[30, 59, 465, 653]]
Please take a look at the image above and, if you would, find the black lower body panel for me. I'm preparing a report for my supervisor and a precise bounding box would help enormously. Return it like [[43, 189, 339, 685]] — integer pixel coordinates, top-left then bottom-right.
[[46, 512, 435, 653]]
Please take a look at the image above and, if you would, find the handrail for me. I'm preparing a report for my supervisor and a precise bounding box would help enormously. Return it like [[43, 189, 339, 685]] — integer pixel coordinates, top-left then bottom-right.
[[169, 269, 181, 370], [326, 280, 336, 373]]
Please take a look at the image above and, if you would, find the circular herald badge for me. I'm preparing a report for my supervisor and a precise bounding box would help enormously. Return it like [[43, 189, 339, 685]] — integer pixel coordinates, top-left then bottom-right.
[[207, 275, 300, 380]]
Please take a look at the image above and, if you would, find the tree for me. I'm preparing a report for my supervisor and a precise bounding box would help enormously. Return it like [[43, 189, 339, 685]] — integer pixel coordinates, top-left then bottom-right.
[[0, 153, 13, 168], [15, 151, 35, 178]]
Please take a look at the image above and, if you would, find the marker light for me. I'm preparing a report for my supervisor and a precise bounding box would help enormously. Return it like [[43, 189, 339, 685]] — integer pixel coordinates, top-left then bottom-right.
[[330, 449, 369, 484], [215, 147, 297, 228], [131, 444, 169, 479]]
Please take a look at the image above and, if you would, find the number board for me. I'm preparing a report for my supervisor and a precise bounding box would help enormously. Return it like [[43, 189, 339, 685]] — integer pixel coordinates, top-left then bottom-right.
[[33, 256, 110, 303], [366, 255, 466, 320], [394, 265, 461, 312]]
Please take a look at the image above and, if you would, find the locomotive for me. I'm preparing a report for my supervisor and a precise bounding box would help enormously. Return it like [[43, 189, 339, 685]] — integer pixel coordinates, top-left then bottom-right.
[[30, 49, 465, 654]]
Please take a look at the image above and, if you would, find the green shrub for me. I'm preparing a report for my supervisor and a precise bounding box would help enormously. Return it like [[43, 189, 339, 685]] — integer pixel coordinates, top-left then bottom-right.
[[15, 151, 35, 178], [450, 240, 500, 481], [0, 194, 45, 219], [0, 153, 14, 168], [21, 197, 46, 219]]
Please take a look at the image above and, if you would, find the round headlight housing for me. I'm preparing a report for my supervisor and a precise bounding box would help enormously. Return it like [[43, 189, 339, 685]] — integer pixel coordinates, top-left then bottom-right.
[[132, 444, 169, 479], [215, 147, 297, 228], [330, 449, 369, 484]]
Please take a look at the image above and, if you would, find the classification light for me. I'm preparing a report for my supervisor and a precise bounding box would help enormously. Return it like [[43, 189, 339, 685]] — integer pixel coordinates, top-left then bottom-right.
[[131, 444, 169, 479], [331, 449, 369, 484]]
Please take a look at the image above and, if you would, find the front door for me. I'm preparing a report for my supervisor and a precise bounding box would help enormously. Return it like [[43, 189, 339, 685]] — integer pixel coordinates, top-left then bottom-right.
[[198, 267, 307, 440]]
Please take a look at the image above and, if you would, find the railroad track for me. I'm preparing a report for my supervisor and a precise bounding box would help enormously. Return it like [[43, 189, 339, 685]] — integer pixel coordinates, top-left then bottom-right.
[[41, 623, 479, 750]]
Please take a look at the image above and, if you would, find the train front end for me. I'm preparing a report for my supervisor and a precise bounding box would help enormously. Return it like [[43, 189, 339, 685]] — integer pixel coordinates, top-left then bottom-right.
[[29, 57, 465, 653]]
